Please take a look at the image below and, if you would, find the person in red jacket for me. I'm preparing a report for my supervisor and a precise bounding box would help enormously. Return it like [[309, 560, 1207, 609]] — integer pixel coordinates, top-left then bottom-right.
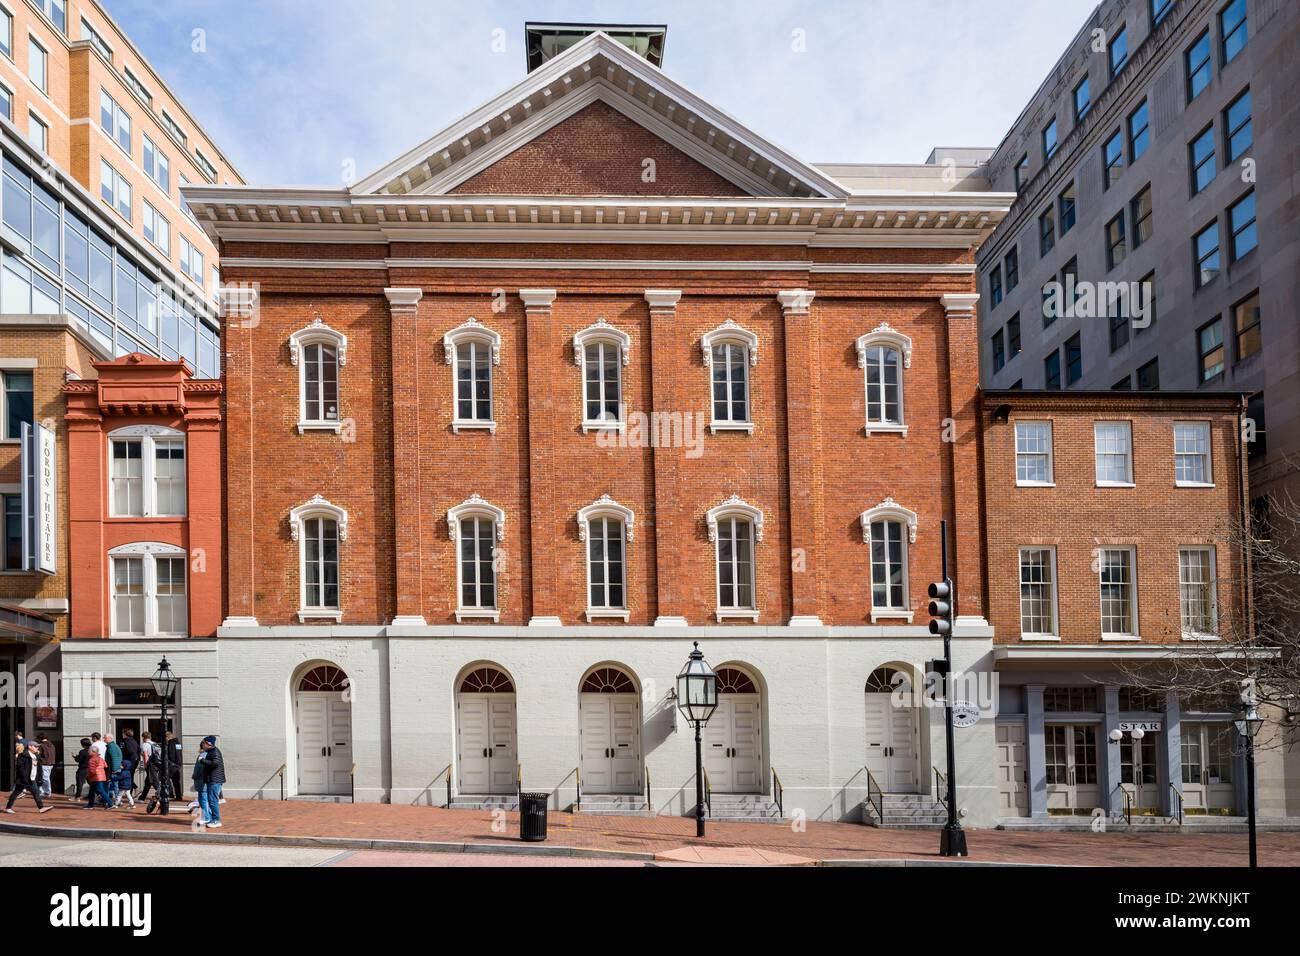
[[82, 748, 111, 809]]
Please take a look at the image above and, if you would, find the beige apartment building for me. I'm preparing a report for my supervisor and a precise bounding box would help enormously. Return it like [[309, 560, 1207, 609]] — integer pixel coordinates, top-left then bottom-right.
[[0, 0, 241, 313]]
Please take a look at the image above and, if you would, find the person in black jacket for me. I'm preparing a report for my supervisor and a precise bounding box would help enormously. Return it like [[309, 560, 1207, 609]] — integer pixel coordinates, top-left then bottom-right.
[[197, 736, 225, 828], [72, 738, 91, 799], [165, 732, 183, 801], [5, 742, 51, 812], [120, 729, 141, 794]]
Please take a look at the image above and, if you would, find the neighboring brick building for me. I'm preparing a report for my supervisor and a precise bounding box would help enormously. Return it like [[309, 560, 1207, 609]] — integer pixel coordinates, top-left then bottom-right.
[[979, 389, 1288, 821]]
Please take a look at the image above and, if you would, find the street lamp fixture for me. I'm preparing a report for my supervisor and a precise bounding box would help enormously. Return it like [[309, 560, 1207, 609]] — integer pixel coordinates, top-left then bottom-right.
[[676, 642, 717, 838], [149, 656, 177, 815], [1234, 703, 1263, 868]]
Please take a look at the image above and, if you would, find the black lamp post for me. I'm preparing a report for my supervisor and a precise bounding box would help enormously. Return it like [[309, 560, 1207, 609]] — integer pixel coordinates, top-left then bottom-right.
[[1233, 704, 1264, 868], [676, 642, 718, 838], [149, 657, 178, 816]]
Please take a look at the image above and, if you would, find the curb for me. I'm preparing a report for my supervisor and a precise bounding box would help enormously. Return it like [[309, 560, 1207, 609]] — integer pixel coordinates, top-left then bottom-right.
[[0, 821, 657, 862], [818, 857, 1066, 867]]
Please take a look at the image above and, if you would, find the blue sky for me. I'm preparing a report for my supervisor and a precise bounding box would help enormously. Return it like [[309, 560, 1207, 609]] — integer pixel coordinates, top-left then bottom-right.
[[104, 0, 1100, 186]]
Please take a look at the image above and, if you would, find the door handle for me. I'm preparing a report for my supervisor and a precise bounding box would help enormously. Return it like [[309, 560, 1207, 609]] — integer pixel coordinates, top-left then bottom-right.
[[482, 748, 487, 758], [321, 747, 326, 757]]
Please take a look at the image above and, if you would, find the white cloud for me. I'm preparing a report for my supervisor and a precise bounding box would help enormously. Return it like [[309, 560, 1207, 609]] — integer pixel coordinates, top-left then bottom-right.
[[107, 0, 1101, 184]]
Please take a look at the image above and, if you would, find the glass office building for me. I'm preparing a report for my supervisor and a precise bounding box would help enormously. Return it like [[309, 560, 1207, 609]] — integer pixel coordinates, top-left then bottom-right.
[[0, 126, 220, 377]]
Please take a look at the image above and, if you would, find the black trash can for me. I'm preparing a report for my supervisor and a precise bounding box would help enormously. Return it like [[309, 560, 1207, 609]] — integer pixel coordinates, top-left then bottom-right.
[[519, 792, 549, 842]]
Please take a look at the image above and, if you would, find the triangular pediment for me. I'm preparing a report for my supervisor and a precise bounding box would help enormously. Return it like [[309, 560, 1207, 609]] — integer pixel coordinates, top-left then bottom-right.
[[354, 31, 846, 199]]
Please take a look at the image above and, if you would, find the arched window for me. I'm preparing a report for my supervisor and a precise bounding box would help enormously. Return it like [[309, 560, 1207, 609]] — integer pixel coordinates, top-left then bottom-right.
[[702, 321, 758, 432], [459, 666, 514, 693], [866, 666, 908, 694], [707, 495, 763, 620], [290, 319, 346, 433], [108, 425, 186, 517], [108, 542, 187, 637], [580, 667, 636, 693], [860, 498, 917, 622], [298, 665, 349, 692], [577, 496, 634, 620], [442, 318, 500, 433], [856, 324, 911, 435], [574, 320, 630, 430], [290, 495, 348, 621], [716, 666, 758, 694], [448, 495, 504, 621]]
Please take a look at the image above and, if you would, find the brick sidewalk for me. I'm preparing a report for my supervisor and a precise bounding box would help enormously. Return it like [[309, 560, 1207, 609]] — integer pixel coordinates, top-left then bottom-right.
[[7, 795, 1298, 865]]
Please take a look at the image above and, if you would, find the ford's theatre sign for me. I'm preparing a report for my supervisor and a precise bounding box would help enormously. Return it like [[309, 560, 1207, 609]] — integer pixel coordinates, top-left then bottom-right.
[[21, 421, 56, 575]]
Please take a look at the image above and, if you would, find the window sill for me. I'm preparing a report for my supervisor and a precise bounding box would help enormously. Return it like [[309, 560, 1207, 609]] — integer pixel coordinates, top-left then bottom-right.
[[1175, 482, 1215, 489], [581, 421, 624, 434], [456, 608, 500, 622], [1101, 634, 1141, 641], [298, 609, 342, 623], [585, 608, 630, 622], [1096, 481, 1136, 488], [110, 633, 188, 639], [715, 608, 759, 622], [709, 422, 754, 435], [297, 420, 342, 435], [1181, 633, 1220, 642], [452, 420, 497, 435], [1019, 634, 1060, 642], [870, 608, 914, 623], [864, 423, 908, 437], [1016, 481, 1055, 488]]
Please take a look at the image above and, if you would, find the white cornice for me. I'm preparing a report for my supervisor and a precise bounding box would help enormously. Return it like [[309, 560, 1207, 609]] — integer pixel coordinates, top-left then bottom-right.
[[222, 256, 975, 275]]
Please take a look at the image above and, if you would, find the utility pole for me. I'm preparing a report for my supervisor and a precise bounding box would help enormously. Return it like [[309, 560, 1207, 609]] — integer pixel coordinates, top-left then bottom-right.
[[928, 519, 967, 857]]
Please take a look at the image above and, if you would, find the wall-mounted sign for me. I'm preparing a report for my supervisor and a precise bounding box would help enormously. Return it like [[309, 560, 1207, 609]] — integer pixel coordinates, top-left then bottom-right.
[[1119, 720, 1162, 733], [952, 702, 981, 727], [20, 422, 57, 575]]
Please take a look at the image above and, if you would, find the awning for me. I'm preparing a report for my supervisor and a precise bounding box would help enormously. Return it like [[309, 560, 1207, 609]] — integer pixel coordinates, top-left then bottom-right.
[[0, 603, 57, 644]]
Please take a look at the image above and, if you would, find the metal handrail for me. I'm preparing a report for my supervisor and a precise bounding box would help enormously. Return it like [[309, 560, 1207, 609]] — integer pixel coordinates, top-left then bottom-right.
[[1114, 784, 1133, 826], [273, 763, 286, 801], [702, 767, 712, 818], [772, 768, 784, 817], [516, 762, 522, 799], [644, 764, 651, 812], [433, 763, 452, 807], [1169, 783, 1184, 825], [933, 767, 948, 811], [865, 767, 884, 824], [575, 766, 581, 810]]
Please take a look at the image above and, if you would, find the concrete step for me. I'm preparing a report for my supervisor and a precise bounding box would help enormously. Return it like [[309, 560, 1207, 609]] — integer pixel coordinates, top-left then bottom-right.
[[574, 796, 653, 816], [286, 794, 352, 804], [448, 797, 520, 811], [688, 795, 786, 824], [862, 795, 949, 829]]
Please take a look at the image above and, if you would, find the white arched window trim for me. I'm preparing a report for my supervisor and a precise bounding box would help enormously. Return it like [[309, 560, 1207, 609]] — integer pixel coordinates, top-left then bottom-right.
[[856, 323, 911, 437], [290, 319, 347, 434], [707, 494, 763, 622], [108, 541, 187, 638], [574, 320, 631, 432], [702, 321, 758, 434], [860, 497, 918, 623], [447, 494, 505, 622], [290, 496, 348, 622], [443, 317, 501, 434], [107, 425, 186, 518], [578, 495, 634, 621]]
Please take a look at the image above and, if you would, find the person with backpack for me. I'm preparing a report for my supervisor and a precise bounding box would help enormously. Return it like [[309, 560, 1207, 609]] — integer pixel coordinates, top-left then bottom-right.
[[103, 734, 123, 805], [166, 732, 183, 801], [139, 732, 162, 810], [110, 759, 136, 810], [120, 729, 141, 794], [5, 741, 51, 813]]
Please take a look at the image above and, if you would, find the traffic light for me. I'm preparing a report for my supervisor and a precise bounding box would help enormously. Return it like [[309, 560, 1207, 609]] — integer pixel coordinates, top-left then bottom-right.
[[927, 580, 953, 636]]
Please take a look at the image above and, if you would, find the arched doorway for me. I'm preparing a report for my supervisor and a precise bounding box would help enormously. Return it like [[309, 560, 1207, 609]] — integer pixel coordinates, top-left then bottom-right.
[[865, 665, 918, 792], [295, 664, 352, 796], [579, 665, 642, 795], [456, 665, 517, 795], [702, 665, 763, 793]]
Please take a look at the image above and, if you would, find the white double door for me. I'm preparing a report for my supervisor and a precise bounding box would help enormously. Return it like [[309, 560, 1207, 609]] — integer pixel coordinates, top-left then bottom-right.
[[457, 694, 517, 795], [702, 694, 762, 793], [580, 694, 641, 794], [864, 694, 918, 792], [297, 692, 352, 796]]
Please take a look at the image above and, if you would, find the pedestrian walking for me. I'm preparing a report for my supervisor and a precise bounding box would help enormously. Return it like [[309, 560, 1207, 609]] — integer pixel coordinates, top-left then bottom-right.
[[139, 732, 162, 810], [5, 741, 51, 813], [89, 732, 105, 758], [83, 748, 110, 809], [103, 734, 123, 806], [72, 738, 91, 800], [110, 760, 136, 809], [35, 733, 55, 799], [166, 732, 183, 801], [120, 729, 141, 793]]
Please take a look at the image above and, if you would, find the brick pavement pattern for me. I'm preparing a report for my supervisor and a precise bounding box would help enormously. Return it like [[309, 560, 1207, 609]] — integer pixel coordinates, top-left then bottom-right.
[[10, 797, 1298, 866]]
